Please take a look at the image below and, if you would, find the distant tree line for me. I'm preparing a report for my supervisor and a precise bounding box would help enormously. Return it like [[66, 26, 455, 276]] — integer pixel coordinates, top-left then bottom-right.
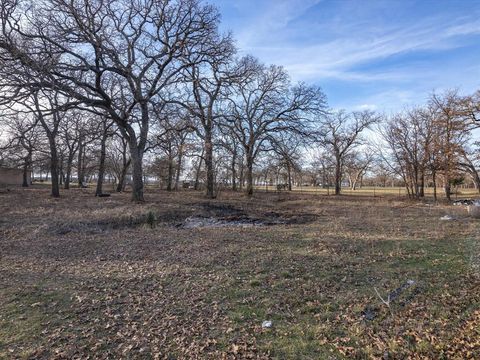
[[379, 90, 480, 200]]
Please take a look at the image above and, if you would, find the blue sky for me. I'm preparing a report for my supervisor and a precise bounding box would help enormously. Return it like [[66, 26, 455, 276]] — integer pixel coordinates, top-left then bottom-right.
[[209, 0, 480, 112]]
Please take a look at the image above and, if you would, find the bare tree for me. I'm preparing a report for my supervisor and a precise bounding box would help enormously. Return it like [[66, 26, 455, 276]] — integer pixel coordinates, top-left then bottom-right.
[[344, 149, 375, 191], [57, 110, 97, 189], [107, 133, 131, 192], [430, 91, 470, 201], [379, 108, 436, 199], [226, 57, 327, 196], [459, 147, 480, 193], [1, 111, 41, 186], [312, 150, 336, 190], [270, 132, 304, 191], [166, 33, 237, 198], [217, 126, 244, 191], [95, 118, 115, 196], [0, 0, 223, 201], [25, 90, 66, 197], [148, 105, 194, 191], [318, 110, 379, 195]]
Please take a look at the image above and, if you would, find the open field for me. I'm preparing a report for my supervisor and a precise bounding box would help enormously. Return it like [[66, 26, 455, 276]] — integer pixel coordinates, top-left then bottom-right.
[[1, 187, 479, 359], [255, 185, 480, 200]]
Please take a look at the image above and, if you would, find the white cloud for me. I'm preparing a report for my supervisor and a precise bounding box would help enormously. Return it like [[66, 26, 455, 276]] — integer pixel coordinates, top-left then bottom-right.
[[444, 20, 480, 37], [225, 1, 480, 85], [233, 0, 323, 49], [356, 104, 378, 111], [212, 0, 480, 112]]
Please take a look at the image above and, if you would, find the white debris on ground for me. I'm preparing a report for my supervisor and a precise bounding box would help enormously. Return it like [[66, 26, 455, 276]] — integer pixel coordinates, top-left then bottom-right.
[[453, 199, 480, 206], [440, 215, 455, 221], [261, 320, 273, 328], [449, 199, 480, 219]]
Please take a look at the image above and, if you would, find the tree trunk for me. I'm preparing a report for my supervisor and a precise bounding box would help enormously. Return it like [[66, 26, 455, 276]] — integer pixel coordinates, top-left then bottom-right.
[[116, 173, 125, 192], [351, 172, 361, 191], [231, 151, 237, 191], [419, 171, 425, 198], [239, 158, 244, 190], [48, 138, 60, 198], [445, 182, 451, 201], [58, 153, 64, 186], [246, 154, 254, 196], [167, 152, 174, 191], [64, 154, 74, 189], [204, 130, 215, 198], [194, 149, 204, 191], [175, 145, 183, 191], [287, 163, 292, 191], [95, 128, 108, 196], [405, 182, 411, 198], [77, 137, 84, 187], [116, 140, 130, 193], [432, 170, 437, 202], [116, 158, 130, 192], [334, 156, 341, 195], [22, 167, 29, 187], [444, 167, 451, 201], [413, 166, 419, 198], [22, 152, 31, 187], [129, 142, 144, 202]]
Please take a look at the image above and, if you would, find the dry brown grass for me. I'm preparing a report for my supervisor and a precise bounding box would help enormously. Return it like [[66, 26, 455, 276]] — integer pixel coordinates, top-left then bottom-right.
[[0, 185, 479, 359]]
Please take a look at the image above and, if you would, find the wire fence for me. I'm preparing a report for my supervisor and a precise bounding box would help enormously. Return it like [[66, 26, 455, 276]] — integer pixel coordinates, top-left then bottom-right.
[[254, 185, 480, 200]]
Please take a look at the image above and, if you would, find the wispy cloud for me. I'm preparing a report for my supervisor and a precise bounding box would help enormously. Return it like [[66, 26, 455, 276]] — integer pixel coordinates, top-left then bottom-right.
[[356, 104, 378, 111], [212, 0, 480, 111], [233, 0, 323, 49], [243, 16, 480, 82]]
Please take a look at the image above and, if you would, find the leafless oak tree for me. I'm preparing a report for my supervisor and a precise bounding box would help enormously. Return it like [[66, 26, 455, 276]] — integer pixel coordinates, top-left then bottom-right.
[[225, 57, 327, 196], [0, 0, 222, 201], [317, 110, 379, 195]]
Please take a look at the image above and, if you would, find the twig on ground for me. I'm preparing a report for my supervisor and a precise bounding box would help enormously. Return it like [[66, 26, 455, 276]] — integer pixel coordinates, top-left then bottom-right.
[[374, 287, 393, 315]]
